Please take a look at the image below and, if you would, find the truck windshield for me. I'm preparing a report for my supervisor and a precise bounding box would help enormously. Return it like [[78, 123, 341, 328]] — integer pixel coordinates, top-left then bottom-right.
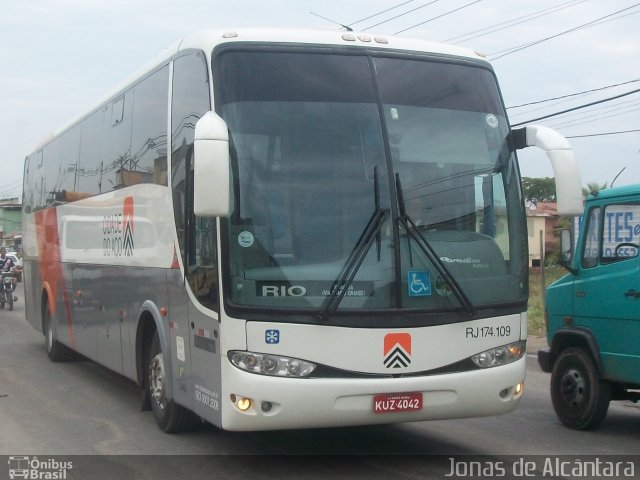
[[216, 49, 527, 319]]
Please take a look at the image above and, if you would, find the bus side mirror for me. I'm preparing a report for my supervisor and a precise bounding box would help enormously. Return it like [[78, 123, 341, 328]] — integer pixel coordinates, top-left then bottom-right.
[[513, 125, 583, 216], [193, 112, 230, 217]]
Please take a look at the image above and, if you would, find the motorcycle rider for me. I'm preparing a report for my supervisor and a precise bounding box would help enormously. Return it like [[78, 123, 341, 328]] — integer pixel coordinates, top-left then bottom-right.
[[0, 247, 19, 299]]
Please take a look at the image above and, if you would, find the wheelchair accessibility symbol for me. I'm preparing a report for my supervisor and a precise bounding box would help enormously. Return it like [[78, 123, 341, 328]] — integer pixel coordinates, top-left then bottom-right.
[[408, 270, 431, 297]]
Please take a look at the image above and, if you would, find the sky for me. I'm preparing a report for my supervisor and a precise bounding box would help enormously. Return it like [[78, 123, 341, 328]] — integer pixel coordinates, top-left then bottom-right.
[[1, 0, 638, 201]]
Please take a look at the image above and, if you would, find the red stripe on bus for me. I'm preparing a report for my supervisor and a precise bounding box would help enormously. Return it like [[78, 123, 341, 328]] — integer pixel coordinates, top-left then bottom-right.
[[35, 208, 76, 349]]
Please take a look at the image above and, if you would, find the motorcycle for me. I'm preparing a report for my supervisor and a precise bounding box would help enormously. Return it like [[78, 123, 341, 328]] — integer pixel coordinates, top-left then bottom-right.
[[1, 271, 16, 311]]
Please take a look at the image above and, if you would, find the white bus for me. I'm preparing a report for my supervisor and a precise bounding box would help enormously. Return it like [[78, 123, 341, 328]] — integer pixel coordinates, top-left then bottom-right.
[[22, 29, 582, 432]]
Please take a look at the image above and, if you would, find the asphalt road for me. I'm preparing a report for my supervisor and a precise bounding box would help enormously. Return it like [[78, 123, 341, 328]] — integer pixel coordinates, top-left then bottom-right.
[[1, 283, 638, 479]]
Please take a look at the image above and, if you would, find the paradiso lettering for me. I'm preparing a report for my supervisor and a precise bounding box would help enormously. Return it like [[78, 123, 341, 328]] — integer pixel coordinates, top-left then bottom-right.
[[103, 196, 135, 257]]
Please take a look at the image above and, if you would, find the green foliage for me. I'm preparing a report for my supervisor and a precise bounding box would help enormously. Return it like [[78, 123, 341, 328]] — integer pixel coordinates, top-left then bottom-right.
[[582, 182, 607, 199], [522, 177, 556, 203], [528, 266, 565, 335]]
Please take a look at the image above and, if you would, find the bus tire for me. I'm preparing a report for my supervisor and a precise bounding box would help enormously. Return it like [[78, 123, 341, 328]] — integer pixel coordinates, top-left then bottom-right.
[[44, 303, 70, 362], [550, 347, 610, 430], [147, 331, 197, 433]]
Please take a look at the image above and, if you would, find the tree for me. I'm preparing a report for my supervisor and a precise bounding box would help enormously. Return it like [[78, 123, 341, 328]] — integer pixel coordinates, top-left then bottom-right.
[[582, 182, 607, 199], [522, 177, 556, 203]]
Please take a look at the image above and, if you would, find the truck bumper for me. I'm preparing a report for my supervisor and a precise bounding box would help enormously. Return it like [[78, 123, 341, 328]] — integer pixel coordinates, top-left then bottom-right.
[[537, 347, 553, 373]]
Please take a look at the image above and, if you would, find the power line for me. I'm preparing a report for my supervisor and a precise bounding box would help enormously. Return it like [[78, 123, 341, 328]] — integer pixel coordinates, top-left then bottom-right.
[[508, 91, 605, 118], [310, 12, 354, 31], [565, 128, 640, 138], [394, 0, 482, 35], [362, 1, 440, 31], [394, 0, 483, 35], [511, 88, 640, 126], [507, 79, 640, 109], [548, 105, 640, 130], [0, 182, 22, 190], [348, 0, 417, 27], [489, 3, 640, 60], [575, 9, 640, 32], [546, 99, 640, 126], [444, 0, 586, 44]]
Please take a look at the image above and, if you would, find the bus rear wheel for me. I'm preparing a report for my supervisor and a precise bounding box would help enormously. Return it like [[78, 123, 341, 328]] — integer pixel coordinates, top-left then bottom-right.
[[147, 331, 198, 433], [550, 347, 610, 430], [44, 303, 70, 362]]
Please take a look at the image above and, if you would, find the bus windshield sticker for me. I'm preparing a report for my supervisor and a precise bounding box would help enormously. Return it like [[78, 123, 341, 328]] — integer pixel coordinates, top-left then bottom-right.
[[485, 113, 499, 128], [237, 231, 254, 248], [434, 274, 453, 297], [408, 270, 431, 297]]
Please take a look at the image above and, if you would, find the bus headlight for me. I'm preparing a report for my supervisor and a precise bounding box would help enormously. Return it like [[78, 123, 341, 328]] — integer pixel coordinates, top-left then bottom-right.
[[471, 340, 526, 368], [229, 351, 316, 378]]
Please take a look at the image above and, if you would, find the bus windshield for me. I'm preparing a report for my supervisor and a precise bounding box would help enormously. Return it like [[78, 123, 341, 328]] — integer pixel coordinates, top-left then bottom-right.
[[216, 50, 527, 319]]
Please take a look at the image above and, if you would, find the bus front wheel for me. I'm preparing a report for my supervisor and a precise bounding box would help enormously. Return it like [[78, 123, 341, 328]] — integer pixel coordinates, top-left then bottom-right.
[[147, 331, 197, 433], [550, 347, 610, 430]]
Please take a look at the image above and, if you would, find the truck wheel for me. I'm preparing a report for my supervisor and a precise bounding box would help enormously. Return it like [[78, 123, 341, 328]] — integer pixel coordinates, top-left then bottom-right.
[[550, 347, 610, 429], [147, 331, 197, 433]]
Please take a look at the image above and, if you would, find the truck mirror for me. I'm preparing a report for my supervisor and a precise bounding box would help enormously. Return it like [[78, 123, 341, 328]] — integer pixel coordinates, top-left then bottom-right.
[[193, 112, 231, 217], [560, 229, 574, 267]]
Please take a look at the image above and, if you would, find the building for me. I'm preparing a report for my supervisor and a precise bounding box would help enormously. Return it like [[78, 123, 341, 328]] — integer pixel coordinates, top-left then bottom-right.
[[0, 197, 22, 252], [526, 201, 558, 267]]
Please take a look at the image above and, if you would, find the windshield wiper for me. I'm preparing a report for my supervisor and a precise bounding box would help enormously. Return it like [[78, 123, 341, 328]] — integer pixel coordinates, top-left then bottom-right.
[[318, 168, 389, 321], [395, 174, 475, 315]]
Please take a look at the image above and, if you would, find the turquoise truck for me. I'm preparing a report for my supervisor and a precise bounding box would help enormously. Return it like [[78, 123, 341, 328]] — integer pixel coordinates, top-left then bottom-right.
[[539, 185, 640, 429]]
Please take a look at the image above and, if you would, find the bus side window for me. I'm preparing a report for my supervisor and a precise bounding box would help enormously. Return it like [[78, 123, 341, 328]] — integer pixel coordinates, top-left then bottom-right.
[[170, 51, 217, 310], [129, 65, 169, 187]]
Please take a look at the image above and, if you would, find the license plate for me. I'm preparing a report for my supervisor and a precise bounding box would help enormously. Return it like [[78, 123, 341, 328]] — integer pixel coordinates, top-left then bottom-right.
[[373, 392, 423, 414]]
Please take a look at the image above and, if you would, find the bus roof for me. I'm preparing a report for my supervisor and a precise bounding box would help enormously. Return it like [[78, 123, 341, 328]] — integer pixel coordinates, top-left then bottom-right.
[[28, 28, 486, 156]]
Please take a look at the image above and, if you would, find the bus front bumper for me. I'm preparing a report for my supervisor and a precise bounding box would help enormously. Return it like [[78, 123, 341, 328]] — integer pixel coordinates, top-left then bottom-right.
[[219, 357, 526, 431]]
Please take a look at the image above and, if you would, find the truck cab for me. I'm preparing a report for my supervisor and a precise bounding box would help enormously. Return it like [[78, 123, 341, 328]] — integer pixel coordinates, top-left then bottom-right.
[[539, 185, 640, 429]]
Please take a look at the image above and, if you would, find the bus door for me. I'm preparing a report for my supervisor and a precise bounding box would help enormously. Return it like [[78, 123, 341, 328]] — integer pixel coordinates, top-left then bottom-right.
[[184, 217, 222, 424], [169, 148, 222, 423]]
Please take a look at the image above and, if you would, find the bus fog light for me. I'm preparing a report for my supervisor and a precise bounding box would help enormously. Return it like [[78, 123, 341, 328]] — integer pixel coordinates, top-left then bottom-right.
[[236, 396, 252, 411], [471, 341, 526, 368], [261, 401, 272, 412], [515, 382, 523, 395]]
